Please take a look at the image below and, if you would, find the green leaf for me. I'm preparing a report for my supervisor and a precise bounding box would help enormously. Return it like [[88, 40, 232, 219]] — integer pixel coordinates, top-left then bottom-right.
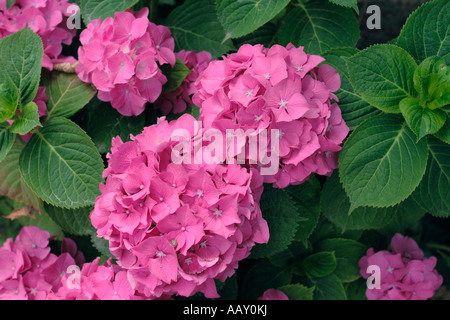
[[216, 0, 290, 39], [232, 23, 277, 48], [160, 58, 192, 94], [10, 102, 41, 135], [413, 56, 450, 109], [43, 71, 97, 119], [269, 241, 313, 269], [284, 176, 321, 243], [301, 251, 337, 278], [400, 98, 447, 141], [86, 97, 145, 154], [165, 0, 235, 59], [347, 44, 417, 113], [0, 27, 43, 107], [396, 0, 450, 64], [412, 137, 450, 217], [79, 0, 140, 24], [435, 116, 450, 144], [6, 0, 16, 10], [0, 143, 41, 212], [328, 0, 358, 13], [379, 196, 426, 236], [0, 80, 19, 123], [322, 47, 382, 130], [308, 274, 347, 300], [216, 274, 238, 300], [44, 203, 95, 236], [322, 171, 397, 231], [250, 186, 306, 259], [344, 278, 367, 300], [19, 118, 104, 209], [315, 238, 368, 283], [309, 216, 363, 245], [277, 283, 315, 300], [276, 0, 359, 55], [241, 259, 292, 300], [91, 232, 113, 258], [0, 123, 15, 163], [339, 114, 429, 211]]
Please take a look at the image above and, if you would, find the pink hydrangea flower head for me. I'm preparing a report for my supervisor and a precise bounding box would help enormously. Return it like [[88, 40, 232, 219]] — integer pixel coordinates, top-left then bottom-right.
[[0, 226, 85, 300], [358, 233, 443, 300], [0, 0, 78, 70], [76, 8, 176, 116], [90, 114, 269, 299], [192, 43, 348, 188]]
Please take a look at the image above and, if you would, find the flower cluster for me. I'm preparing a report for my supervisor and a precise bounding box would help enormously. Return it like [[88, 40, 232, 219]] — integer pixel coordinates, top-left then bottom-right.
[[359, 233, 443, 300], [192, 43, 349, 188], [0, 226, 84, 300], [76, 8, 176, 117], [155, 50, 212, 115], [0, 0, 78, 70], [90, 114, 269, 299], [50, 257, 146, 300]]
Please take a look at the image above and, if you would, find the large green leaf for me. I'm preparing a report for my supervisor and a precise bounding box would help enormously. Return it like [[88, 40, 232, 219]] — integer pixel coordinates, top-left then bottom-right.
[[86, 97, 145, 154], [232, 23, 277, 48], [315, 238, 368, 283], [284, 176, 321, 243], [45, 203, 95, 236], [412, 137, 450, 217], [216, 0, 290, 39], [0, 123, 15, 163], [79, 0, 139, 24], [396, 0, 450, 64], [301, 251, 337, 278], [276, 0, 359, 55], [0, 143, 41, 212], [0, 27, 43, 107], [43, 72, 97, 119], [322, 48, 381, 130], [277, 283, 315, 300], [435, 116, 450, 144], [322, 171, 397, 231], [347, 44, 417, 113], [328, 0, 358, 13], [250, 187, 306, 259], [19, 118, 104, 209], [339, 114, 429, 211], [0, 79, 20, 123], [165, 0, 235, 59], [308, 274, 347, 300], [379, 196, 426, 236]]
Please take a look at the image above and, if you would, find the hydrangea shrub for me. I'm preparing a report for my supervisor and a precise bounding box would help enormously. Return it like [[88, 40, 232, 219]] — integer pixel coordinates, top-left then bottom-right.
[[0, 0, 449, 302]]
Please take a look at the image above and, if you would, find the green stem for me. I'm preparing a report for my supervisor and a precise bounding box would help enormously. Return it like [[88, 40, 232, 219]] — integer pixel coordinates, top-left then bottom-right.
[[426, 242, 450, 253]]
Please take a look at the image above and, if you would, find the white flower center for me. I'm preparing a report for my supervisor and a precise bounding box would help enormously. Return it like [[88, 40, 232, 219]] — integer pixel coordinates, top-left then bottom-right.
[[245, 89, 254, 98], [278, 99, 288, 109]]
